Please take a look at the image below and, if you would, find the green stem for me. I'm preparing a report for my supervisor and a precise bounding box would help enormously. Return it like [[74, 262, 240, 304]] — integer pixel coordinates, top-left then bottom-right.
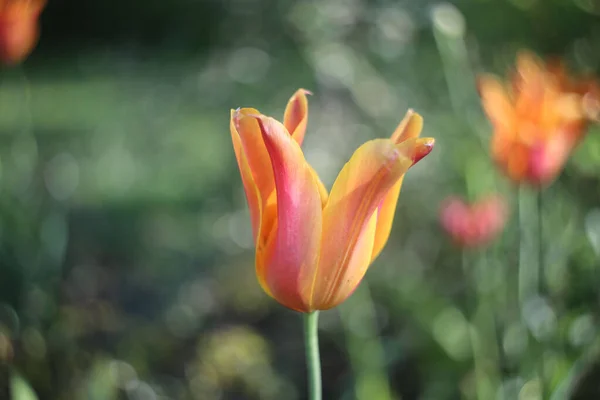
[[462, 251, 484, 400], [304, 311, 322, 400], [463, 251, 502, 400], [518, 186, 534, 303], [537, 190, 545, 296], [518, 187, 547, 398], [537, 190, 547, 399]]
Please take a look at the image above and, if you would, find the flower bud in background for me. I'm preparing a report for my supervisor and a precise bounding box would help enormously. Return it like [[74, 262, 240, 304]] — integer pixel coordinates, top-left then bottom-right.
[[0, 0, 46, 64], [440, 195, 508, 248], [478, 51, 598, 187]]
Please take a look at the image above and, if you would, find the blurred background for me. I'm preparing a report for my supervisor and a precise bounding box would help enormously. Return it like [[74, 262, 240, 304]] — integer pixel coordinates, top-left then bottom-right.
[[1, 0, 600, 399]]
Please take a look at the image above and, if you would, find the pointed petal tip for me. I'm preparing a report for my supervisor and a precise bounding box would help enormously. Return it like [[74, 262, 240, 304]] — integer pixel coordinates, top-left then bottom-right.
[[391, 109, 424, 144], [289, 88, 312, 100], [412, 111, 424, 124], [231, 107, 243, 120], [230, 109, 240, 130], [231, 108, 247, 121], [404, 108, 423, 123], [412, 137, 435, 164], [231, 108, 250, 129]]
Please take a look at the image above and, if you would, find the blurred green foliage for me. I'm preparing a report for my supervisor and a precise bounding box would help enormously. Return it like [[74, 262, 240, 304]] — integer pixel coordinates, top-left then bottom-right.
[[0, 0, 599, 399]]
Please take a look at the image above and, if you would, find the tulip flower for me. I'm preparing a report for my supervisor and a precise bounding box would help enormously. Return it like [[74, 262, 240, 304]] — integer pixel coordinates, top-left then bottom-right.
[[440, 195, 508, 248], [479, 51, 597, 186], [0, 0, 46, 64], [230, 89, 434, 312], [546, 58, 600, 121]]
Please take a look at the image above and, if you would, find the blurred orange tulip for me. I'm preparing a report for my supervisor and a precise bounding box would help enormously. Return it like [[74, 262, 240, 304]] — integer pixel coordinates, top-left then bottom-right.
[[479, 51, 598, 186], [440, 195, 508, 248], [230, 89, 435, 312], [0, 0, 46, 64]]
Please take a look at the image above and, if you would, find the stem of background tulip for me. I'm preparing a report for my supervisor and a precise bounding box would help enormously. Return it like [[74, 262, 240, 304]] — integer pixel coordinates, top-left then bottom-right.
[[462, 250, 502, 400], [537, 190, 547, 399], [518, 186, 537, 302], [517, 187, 546, 398], [339, 282, 394, 400], [462, 251, 484, 400], [537, 191, 545, 296], [304, 311, 322, 400]]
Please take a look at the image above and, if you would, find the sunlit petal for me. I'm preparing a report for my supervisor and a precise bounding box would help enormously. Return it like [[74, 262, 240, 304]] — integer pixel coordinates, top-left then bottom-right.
[[232, 108, 279, 247], [479, 75, 516, 131], [230, 110, 263, 242], [390, 109, 423, 144], [284, 89, 311, 146], [371, 135, 434, 261], [310, 139, 417, 310], [255, 116, 323, 312]]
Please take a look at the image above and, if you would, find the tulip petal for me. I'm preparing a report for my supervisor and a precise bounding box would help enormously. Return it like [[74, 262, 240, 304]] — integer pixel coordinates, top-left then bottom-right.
[[310, 139, 416, 310], [515, 51, 545, 85], [255, 116, 323, 312], [390, 109, 423, 144], [284, 89, 311, 146], [479, 75, 516, 131], [309, 165, 329, 206], [232, 108, 279, 245], [230, 110, 264, 242], [283, 88, 327, 204], [371, 111, 425, 261], [232, 110, 281, 297], [370, 179, 402, 262], [529, 133, 572, 185]]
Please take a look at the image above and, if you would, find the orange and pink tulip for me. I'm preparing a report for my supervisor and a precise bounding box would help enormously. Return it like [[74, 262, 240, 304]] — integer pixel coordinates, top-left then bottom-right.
[[0, 0, 46, 64], [230, 89, 435, 312], [479, 51, 598, 187]]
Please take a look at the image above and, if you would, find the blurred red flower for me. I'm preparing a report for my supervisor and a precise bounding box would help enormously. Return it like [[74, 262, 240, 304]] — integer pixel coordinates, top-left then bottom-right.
[[440, 195, 508, 248], [0, 0, 46, 64]]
